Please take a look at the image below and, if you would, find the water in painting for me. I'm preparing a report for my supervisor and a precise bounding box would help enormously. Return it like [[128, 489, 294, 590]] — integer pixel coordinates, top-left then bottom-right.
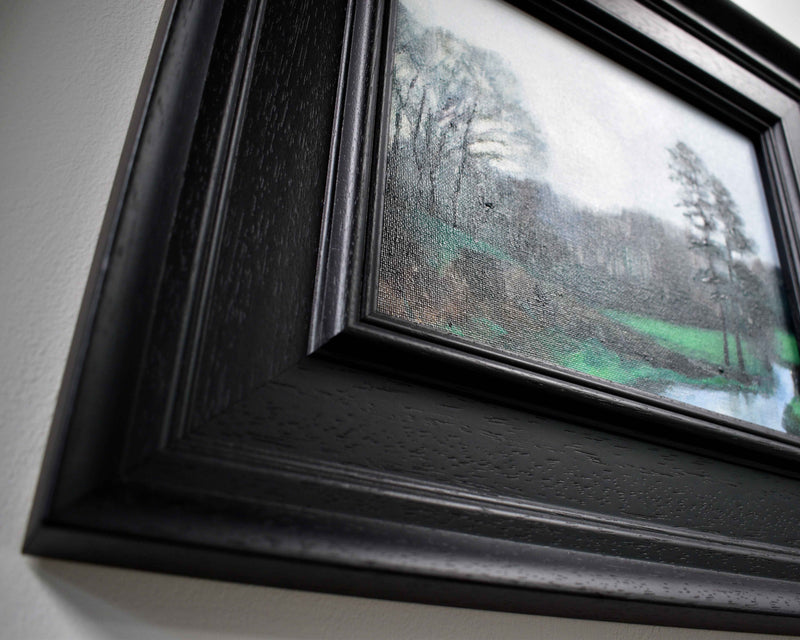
[[376, 0, 800, 433]]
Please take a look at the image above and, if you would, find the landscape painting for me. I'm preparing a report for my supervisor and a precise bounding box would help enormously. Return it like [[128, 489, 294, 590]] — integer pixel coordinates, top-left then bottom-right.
[[376, 0, 800, 433]]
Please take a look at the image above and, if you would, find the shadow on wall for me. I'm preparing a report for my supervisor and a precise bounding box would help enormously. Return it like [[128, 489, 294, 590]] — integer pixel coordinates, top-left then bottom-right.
[[27, 557, 708, 640]]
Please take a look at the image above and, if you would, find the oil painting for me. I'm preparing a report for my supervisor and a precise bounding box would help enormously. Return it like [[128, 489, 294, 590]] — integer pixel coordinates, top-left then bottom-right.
[[376, 0, 800, 433]]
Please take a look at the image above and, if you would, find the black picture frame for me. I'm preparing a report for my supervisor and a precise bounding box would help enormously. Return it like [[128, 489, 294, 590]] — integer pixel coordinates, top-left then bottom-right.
[[24, 0, 800, 634]]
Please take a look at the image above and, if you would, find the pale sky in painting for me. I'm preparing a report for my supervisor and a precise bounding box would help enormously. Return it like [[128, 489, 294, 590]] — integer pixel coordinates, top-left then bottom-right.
[[400, 0, 781, 265]]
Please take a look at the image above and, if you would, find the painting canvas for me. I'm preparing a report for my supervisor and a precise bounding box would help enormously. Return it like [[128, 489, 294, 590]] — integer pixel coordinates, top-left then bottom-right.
[[376, 0, 800, 433]]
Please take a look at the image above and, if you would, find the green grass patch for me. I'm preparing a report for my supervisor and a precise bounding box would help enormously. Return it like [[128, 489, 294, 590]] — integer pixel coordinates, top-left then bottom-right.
[[560, 338, 688, 387], [603, 309, 766, 375], [440, 317, 508, 345], [775, 329, 800, 366], [442, 324, 465, 337], [475, 317, 507, 337], [559, 337, 762, 393], [782, 396, 800, 435], [412, 211, 512, 267]]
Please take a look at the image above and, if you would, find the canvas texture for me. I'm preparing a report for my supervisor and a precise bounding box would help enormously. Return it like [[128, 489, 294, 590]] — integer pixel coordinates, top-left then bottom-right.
[[377, 0, 800, 433]]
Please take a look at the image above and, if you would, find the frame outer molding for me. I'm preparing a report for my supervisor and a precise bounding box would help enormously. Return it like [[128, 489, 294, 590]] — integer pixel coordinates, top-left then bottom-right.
[[24, 0, 800, 634]]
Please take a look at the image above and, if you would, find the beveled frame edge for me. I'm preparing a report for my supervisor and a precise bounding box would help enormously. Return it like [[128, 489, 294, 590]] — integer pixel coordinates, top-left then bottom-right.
[[23, 0, 222, 526], [652, 0, 800, 103], [310, 0, 800, 478], [23, 504, 800, 636], [310, 0, 386, 350]]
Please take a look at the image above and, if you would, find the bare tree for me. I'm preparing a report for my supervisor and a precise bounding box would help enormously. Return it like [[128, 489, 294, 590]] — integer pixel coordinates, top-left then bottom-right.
[[387, 5, 546, 229]]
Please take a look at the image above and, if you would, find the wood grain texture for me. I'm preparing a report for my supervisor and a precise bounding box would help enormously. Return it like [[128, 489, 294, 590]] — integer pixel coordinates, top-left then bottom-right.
[[185, 0, 348, 429], [24, 0, 800, 634], [122, 0, 254, 469]]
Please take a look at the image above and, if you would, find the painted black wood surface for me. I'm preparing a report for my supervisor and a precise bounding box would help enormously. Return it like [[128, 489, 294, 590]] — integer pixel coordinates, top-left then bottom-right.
[[24, 0, 800, 634]]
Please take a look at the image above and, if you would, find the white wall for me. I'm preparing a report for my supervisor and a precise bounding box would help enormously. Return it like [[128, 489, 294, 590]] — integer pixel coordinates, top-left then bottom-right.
[[0, 0, 796, 638]]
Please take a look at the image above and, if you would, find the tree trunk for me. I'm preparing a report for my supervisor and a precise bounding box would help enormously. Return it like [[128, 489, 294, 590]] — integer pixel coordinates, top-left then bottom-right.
[[722, 246, 744, 372], [735, 331, 745, 372], [451, 103, 476, 228], [721, 304, 730, 368]]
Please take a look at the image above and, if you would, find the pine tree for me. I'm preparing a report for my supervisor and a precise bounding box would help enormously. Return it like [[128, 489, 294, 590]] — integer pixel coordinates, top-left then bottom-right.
[[709, 175, 756, 371], [668, 142, 730, 366]]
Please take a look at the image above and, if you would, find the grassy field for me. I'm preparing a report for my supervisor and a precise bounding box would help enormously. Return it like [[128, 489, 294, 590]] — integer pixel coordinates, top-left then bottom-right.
[[382, 206, 800, 432], [596, 309, 800, 392], [603, 310, 763, 370], [559, 337, 691, 387], [775, 328, 800, 366], [390, 212, 800, 399], [412, 210, 513, 267]]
